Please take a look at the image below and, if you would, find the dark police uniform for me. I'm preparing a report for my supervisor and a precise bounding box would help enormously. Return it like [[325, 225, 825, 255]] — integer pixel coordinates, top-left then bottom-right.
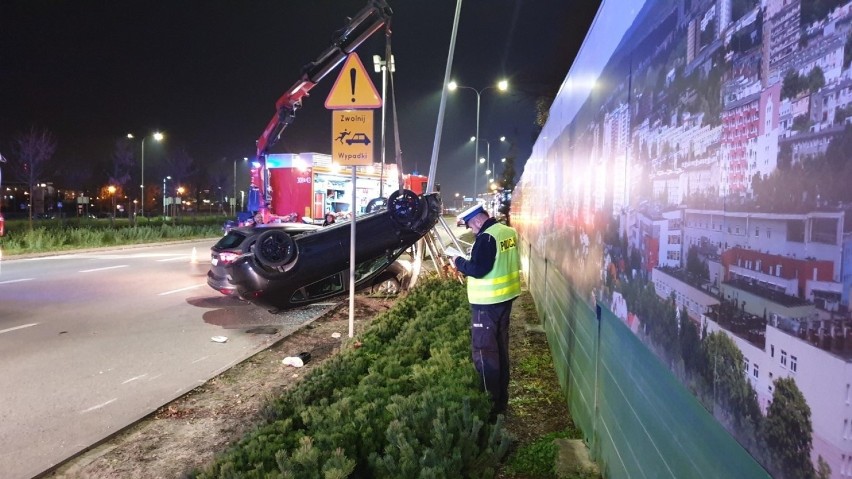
[[454, 214, 521, 413]]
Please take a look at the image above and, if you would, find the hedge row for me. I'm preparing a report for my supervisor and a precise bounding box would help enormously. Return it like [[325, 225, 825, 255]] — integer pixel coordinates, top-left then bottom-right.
[[0, 223, 221, 255], [194, 277, 510, 479]]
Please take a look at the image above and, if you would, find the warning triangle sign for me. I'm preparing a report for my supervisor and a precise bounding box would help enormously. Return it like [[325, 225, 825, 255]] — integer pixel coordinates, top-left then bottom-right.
[[325, 53, 382, 110]]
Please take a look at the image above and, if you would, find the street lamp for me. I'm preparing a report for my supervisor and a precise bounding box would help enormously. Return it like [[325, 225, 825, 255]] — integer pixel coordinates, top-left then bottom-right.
[[373, 55, 395, 198], [107, 185, 116, 226], [176, 186, 185, 219], [448, 79, 508, 197], [162, 176, 171, 217], [471, 136, 491, 171], [128, 131, 164, 220], [0, 153, 6, 217]]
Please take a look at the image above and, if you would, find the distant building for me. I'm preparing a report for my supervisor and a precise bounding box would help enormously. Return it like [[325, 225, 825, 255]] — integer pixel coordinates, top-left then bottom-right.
[[635, 208, 683, 271]]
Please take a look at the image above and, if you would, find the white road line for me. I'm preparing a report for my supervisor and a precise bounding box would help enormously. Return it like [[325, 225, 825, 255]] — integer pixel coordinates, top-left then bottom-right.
[[121, 373, 149, 385], [24, 256, 69, 261], [0, 278, 34, 285], [191, 356, 209, 364], [0, 323, 38, 335], [79, 265, 129, 273], [158, 284, 205, 296], [80, 398, 118, 414], [156, 257, 190, 262]]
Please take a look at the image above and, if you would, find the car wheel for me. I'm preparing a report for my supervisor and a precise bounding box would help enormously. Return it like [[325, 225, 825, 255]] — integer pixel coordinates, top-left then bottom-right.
[[388, 189, 422, 227], [254, 230, 297, 268], [365, 196, 388, 213], [372, 276, 401, 295]]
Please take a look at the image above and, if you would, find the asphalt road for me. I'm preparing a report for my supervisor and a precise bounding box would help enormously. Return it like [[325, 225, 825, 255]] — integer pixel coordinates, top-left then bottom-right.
[[0, 240, 335, 479]]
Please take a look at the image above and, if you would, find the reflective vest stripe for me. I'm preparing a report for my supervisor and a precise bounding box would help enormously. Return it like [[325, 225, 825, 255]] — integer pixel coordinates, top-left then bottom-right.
[[467, 223, 521, 304], [467, 271, 520, 288]]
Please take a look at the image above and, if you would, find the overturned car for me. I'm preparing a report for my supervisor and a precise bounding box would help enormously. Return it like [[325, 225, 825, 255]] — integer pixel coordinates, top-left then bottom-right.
[[226, 189, 441, 311]]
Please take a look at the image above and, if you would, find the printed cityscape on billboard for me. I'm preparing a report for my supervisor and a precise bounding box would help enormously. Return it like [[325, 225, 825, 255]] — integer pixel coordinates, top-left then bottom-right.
[[514, 0, 852, 476]]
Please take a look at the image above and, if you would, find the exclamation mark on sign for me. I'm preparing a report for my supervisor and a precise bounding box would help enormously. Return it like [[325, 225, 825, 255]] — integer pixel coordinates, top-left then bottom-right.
[[350, 68, 356, 103]]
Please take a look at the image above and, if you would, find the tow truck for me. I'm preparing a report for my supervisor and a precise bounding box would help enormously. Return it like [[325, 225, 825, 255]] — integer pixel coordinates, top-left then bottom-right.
[[219, 0, 446, 311], [247, 0, 393, 223]]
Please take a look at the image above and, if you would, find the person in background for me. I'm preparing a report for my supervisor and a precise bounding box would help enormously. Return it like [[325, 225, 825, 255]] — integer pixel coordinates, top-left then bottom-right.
[[322, 212, 336, 226], [451, 204, 521, 417]]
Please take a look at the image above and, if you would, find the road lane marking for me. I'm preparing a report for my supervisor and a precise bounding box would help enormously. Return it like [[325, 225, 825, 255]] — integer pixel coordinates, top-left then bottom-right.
[[0, 323, 38, 335], [121, 373, 149, 385], [191, 356, 209, 364], [0, 278, 34, 285], [79, 265, 129, 273], [80, 398, 118, 413], [158, 284, 205, 296], [157, 257, 191, 262]]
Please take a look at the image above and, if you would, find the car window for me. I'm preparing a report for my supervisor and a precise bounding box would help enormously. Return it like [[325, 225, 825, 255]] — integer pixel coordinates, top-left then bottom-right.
[[291, 272, 345, 302], [352, 245, 409, 283], [353, 256, 393, 282], [215, 231, 248, 249], [290, 246, 408, 303]]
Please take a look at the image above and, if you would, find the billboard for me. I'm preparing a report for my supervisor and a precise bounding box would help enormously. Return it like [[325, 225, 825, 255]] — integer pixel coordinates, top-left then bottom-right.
[[514, 0, 852, 477]]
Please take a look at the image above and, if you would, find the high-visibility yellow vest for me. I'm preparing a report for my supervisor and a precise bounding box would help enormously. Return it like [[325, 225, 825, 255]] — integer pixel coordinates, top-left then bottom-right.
[[467, 223, 521, 304]]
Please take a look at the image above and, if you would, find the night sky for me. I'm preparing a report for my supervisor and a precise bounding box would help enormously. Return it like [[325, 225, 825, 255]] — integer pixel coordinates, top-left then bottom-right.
[[1, 0, 600, 200]]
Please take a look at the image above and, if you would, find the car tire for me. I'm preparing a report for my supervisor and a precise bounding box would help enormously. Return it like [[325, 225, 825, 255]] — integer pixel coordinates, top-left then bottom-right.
[[388, 189, 422, 227], [365, 197, 388, 213], [254, 230, 297, 268]]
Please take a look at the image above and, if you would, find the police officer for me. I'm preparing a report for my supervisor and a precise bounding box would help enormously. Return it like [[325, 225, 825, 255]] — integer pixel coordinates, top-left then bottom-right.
[[452, 204, 521, 416]]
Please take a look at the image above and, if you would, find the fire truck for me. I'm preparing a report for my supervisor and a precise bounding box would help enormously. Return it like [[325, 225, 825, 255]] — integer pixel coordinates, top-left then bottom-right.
[[245, 152, 429, 224]]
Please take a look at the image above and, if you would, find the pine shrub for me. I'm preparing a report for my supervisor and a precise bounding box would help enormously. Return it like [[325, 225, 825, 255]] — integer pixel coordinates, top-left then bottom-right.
[[194, 277, 511, 479]]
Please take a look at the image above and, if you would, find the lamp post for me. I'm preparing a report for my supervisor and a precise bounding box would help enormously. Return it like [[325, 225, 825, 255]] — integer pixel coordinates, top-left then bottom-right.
[[0, 153, 6, 217], [128, 131, 163, 220], [176, 186, 185, 219], [472, 135, 507, 180], [162, 176, 171, 217], [373, 55, 395, 198], [471, 136, 491, 172], [448, 79, 508, 198], [108, 185, 116, 226]]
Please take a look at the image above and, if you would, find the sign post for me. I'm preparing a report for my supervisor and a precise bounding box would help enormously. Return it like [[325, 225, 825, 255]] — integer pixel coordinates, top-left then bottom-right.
[[325, 53, 382, 338]]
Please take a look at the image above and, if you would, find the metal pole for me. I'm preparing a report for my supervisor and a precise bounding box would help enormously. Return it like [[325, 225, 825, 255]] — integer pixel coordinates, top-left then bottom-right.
[[233, 159, 237, 216], [380, 61, 387, 197], [140, 137, 145, 219], [474, 91, 480, 200], [349, 168, 357, 338]]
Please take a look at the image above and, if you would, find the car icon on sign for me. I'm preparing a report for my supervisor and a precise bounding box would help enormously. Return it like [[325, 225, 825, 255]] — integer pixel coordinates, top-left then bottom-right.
[[345, 133, 371, 145]]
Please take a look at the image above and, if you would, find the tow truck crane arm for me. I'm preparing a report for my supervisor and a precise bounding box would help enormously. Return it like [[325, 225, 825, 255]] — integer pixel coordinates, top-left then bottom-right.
[[256, 0, 392, 158]]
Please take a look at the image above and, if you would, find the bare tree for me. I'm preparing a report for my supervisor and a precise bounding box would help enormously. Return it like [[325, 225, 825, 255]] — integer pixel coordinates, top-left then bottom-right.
[[12, 127, 56, 224], [162, 146, 199, 213], [108, 137, 135, 189]]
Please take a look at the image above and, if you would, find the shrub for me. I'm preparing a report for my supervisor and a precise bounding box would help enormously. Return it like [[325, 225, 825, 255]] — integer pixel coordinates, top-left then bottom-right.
[[195, 278, 510, 479]]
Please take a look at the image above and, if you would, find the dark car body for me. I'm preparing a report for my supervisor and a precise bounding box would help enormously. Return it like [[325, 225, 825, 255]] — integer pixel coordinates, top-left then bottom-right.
[[208, 223, 320, 296], [226, 189, 441, 311], [208, 222, 413, 300]]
